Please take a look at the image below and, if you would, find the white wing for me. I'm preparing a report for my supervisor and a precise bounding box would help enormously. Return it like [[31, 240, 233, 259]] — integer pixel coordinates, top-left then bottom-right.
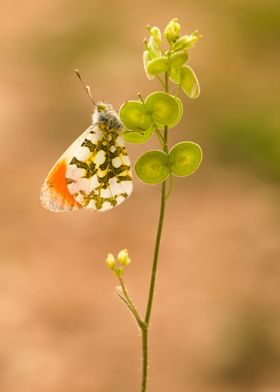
[[66, 126, 133, 211]]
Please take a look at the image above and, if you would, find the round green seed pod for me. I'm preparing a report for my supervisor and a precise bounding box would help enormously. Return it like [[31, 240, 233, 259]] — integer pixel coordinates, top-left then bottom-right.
[[120, 101, 152, 131], [143, 50, 156, 80], [166, 97, 183, 129], [169, 141, 202, 176], [123, 126, 153, 144], [145, 92, 181, 127], [170, 67, 181, 84], [146, 57, 169, 75], [172, 32, 202, 51], [180, 66, 200, 99], [170, 66, 200, 99], [172, 36, 191, 51], [135, 150, 170, 184], [169, 50, 189, 68]]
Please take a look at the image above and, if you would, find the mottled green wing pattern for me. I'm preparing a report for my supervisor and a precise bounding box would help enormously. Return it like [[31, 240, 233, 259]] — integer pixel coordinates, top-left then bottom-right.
[[66, 124, 133, 211]]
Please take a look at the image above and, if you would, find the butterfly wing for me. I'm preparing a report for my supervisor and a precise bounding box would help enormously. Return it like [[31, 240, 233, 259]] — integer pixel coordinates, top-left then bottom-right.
[[66, 125, 133, 211], [40, 126, 94, 212]]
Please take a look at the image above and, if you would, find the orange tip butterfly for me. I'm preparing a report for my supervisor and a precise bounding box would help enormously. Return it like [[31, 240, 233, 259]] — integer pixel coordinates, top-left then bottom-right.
[[40, 70, 133, 212]]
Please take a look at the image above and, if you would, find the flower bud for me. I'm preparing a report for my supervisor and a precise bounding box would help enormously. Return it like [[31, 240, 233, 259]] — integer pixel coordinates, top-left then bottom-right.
[[105, 253, 116, 271], [172, 31, 202, 51], [147, 37, 159, 54], [118, 249, 131, 266], [164, 18, 181, 44], [150, 26, 161, 43]]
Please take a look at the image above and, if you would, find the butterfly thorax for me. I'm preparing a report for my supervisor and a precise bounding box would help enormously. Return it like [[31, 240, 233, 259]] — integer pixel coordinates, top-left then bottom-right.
[[92, 102, 123, 131]]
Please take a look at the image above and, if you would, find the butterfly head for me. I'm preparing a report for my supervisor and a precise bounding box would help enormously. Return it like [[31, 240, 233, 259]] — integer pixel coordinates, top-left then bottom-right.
[[93, 101, 123, 131]]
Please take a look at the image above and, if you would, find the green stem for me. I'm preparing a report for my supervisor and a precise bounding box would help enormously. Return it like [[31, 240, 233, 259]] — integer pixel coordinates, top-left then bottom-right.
[[141, 326, 148, 392], [141, 72, 169, 392], [144, 180, 167, 325], [154, 124, 164, 148], [165, 174, 173, 201], [165, 71, 169, 93], [156, 75, 165, 88], [118, 277, 144, 329]]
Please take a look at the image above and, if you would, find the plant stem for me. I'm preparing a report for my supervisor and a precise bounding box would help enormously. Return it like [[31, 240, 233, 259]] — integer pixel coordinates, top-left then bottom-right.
[[156, 75, 165, 88], [144, 180, 167, 325], [140, 72, 169, 392], [141, 325, 148, 392], [165, 174, 173, 201]]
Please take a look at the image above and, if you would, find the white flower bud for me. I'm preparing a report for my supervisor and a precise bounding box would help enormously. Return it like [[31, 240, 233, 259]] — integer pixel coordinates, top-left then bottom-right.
[[118, 249, 131, 266], [164, 18, 181, 44], [105, 253, 116, 271]]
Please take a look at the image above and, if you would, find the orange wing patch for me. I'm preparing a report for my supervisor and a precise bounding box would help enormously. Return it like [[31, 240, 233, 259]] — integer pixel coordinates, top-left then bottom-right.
[[47, 159, 80, 208], [40, 159, 81, 211]]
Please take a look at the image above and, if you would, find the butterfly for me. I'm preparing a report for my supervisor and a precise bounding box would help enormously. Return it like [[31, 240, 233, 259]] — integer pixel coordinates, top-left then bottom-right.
[[40, 72, 133, 212]]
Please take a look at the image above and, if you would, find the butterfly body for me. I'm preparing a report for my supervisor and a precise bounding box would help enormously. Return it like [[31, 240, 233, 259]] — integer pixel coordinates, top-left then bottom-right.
[[41, 102, 133, 212]]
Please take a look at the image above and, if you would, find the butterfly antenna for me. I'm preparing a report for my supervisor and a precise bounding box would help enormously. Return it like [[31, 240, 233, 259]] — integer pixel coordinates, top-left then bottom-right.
[[74, 69, 97, 107]]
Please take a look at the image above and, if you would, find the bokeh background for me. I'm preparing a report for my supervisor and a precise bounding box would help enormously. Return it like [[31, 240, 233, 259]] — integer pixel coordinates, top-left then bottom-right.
[[1, 0, 280, 391]]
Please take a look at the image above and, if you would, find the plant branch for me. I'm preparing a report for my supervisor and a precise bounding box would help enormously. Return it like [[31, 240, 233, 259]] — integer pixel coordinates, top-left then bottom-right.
[[118, 278, 145, 329], [156, 75, 165, 88], [154, 124, 164, 147]]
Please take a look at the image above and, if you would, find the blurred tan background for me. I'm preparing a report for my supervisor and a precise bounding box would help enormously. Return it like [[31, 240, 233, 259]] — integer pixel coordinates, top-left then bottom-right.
[[1, 0, 280, 391]]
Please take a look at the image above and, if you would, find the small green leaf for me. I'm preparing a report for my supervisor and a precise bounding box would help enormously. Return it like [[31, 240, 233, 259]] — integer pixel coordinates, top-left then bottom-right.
[[147, 57, 169, 75], [135, 150, 170, 184], [169, 50, 189, 68], [170, 141, 202, 176], [145, 92, 181, 127], [123, 125, 153, 144], [120, 101, 152, 131]]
